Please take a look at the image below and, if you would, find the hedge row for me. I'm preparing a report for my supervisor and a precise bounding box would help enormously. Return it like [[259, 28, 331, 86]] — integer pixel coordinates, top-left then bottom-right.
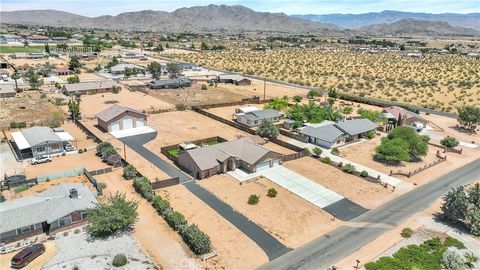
[[127, 167, 212, 255], [338, 92, 421, 113]]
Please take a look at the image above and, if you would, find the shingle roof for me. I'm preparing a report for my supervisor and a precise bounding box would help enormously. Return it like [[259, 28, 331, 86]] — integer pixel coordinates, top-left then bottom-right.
[[63, 80, 115, 93], [148, 77, 191, 87], [299, 124, 345, 143], [0, 183, 97, 233], [21, 126, 62, 147], [185, 138, 275, 171], [96, 104, 145, 122], [243, 109, 281, 121], [110, 63, 144, 73], [334, 119, 378, 136], [384, 106, 424, 120]]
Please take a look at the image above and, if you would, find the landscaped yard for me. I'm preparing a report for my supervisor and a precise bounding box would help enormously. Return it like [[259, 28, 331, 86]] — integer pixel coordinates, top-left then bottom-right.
[[0, 45, 52, 54]]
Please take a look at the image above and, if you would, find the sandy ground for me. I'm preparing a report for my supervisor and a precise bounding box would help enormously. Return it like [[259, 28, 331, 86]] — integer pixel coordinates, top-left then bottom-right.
[[78, 90, 175, 118], [0, 92, 59, 129], [1, 175, 94, 201], [199, 174, 341, 248], [147, 82, 246, 107], [157, 184, 269, 269], [143, 110, 294, 155], [60, 121, 97, 149], [24, 150, 108, 179], [422, 112, 480, 144], [95, 170, 196, 270], [283, 157, 398, 209], [0, 241, 56, 270]]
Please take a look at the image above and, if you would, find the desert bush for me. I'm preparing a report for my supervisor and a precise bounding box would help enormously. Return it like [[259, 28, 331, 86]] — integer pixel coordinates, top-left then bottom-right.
[[112, 86, 121, 94], [123, 164, 139, 180], [343, 163, 356, 174], [366, 130, 376, 139], [321, 157, 331, 164], [112, 254, 128, 267], [331, 147, 340, 155], [440, 136, 460, 148], [444, 237, 466, 249], [176, 103, 187, 111], [96, 142, 113, 156], [78, 149, 84, 154], [152, 196, 171, 216], [201, 84, 208, 90], [248, 194, 260, 205], [106, 154, 122, 167], [267, 188, 277, 198], [97, 182, 107, 191], [360, 170, 369, 177], [165, 211, 187, 231], [132, 177, 154, 201], [312, 147, 322, 157], [337, 161, 343, 168], [401, 227, 413, 238], [442, 249, 465, 270], [293, 95, 302, 102]]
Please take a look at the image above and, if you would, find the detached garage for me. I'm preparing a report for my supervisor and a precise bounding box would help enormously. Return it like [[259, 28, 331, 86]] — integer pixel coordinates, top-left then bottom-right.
[[96, 104, 147, 132]]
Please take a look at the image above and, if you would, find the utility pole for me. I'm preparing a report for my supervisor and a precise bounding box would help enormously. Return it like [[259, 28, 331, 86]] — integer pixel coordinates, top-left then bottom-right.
[[263, 77, 266, 100], [123, 143, 127, 164]]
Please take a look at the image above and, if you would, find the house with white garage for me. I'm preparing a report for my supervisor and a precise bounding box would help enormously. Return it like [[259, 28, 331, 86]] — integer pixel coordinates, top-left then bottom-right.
[[96, 104, 147, 132], [178, 137, 282, 179], [11, 126, 74, 159], [299, 119, 378, 149], [0, 183, 96, 244]]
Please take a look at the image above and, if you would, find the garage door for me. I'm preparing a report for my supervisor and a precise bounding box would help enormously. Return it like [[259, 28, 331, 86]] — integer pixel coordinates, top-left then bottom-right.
[[122, 118, 133, 130], [256, 161, 271, 171], [272, 159, 280, 167], [136, 118, 145, 127], [110, 123, 120, 132]]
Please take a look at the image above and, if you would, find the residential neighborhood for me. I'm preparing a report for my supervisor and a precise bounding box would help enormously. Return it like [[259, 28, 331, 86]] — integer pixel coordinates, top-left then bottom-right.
[[0, 2, 479, 270]]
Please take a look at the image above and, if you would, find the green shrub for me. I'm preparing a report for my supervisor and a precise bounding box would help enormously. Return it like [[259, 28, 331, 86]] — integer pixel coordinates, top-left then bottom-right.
[[14, 184, 29, 193], [267, 188, 277, 198], [40, 93, 47, 99], [321, 157, 331, 164], [313, 147, 322, 157], [360, 170, 369, 177], [444, 237, 465, 249], [112, 254, 128, 267], [440, 136, 460, 148], [331, 148, 340, 155], [10, 122, 27, 128], [152, 196, 171, 216], [248, 194, 260, 205], [181, 224, 212, 255], [165, 211, 187, 231], [201, 84, 208, 90], [123, 165, 139, 180], [343, 163, 356, 174], [96, 142, 113, 156], [101, 147, 117, 161], [366, 130, 376, 139], [401, 227, 413, 238], [78, 148, 84, 153], [97, 182, 107, 191], [112, 86, 121, 94], [337, 161, 343, 168], [176, 104, 187, 111], [132, 177, 154, 201]]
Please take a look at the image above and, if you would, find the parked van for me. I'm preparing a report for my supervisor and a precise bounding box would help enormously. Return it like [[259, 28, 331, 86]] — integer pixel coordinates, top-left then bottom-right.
[[11, 243, 45, 268]]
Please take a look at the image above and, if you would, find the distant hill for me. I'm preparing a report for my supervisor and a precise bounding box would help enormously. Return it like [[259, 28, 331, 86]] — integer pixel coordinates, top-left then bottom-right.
[[358, 19, 480, 37], [292, 10, 480, 30], [0, 5, 339, 33]]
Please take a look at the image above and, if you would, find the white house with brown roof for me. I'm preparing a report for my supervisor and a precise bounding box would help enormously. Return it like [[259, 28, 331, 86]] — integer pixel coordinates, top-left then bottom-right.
[[96, 104, 147, 132]]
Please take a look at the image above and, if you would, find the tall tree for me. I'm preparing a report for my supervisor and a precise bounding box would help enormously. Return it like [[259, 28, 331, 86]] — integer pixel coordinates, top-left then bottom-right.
[[25, 69, 43, 89], [68, 56, 81, 71], [44, 43, 50, 54], [256, 119, 279, 139], [68, 98, 81, 120], [147, 61, 162, 80], [441, 186, 468, 221], [458, 106, 480, 131], [166, 63, 181, 78]]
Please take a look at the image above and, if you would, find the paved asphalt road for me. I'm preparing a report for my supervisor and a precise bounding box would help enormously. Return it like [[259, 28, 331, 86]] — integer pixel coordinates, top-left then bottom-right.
[[119, 132, 291, 260], [260, 157, 480, 270]]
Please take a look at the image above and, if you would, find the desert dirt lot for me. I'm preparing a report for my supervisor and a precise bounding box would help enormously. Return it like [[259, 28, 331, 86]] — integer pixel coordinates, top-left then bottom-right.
[[157, 184, 269, 270], [199, 174, 342, 248], [144, 110, 295, 155], [170, 49, 480, 112], [0, 92, 60, 128], [147, 82, 247, 107], [422, 112, 480, 144], [283, 157, 397, 209], [60, 121, 98, 149], [77, 90, 175, 118], [0, 241, 56, 270]]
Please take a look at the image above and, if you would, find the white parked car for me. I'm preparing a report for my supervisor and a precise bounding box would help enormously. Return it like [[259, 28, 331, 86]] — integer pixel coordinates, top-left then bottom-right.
[[31, 155, 52, 165], [64, 144, 75, 152], [412, 122, 424, 131]]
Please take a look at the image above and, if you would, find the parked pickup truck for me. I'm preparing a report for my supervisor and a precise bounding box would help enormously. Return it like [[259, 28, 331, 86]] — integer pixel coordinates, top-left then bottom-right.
[[31, 155, 52, 165]]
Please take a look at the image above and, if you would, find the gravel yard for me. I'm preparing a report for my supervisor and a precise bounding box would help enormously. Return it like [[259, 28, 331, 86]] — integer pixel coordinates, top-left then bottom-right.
[[43, 230, 156, 270]]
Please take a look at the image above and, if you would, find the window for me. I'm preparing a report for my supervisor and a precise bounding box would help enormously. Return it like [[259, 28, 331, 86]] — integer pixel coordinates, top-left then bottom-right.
[[16, 225, 35, 235], [36, 146, 46, 152], [51, 143, 60, 150], [58, 216, 72, 227], [81, 211, 88, 220]]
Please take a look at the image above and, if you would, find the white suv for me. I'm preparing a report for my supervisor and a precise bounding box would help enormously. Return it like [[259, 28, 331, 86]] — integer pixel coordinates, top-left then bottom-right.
[[31, 155, 52, 165]]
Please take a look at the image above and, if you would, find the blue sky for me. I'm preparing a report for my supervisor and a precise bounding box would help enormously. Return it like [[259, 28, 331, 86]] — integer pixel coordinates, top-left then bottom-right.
[[1, 0, 479, 16]]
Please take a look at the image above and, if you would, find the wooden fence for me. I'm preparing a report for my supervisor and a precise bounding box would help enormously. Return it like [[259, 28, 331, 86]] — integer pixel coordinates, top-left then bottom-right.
[[192, 96, 272, 110], [390, 151, 447, 178], [75, 120, 102, 143], [428, 142, 463, 154], [152, 177, 180, 190], [88, 167, 113, 176]]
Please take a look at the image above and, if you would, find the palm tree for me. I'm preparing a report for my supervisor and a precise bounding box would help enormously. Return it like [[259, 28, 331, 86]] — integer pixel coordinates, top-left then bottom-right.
[[11, 66, 20, 92]]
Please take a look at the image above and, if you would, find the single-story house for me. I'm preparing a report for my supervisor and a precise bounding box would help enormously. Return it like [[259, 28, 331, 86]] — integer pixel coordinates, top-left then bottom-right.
[[52, 68, 71, 76], [383, 106, 427, 128], [236, 109, 282, 127], [62, 80, 115, 96], [11, 126, 74, 159], [27, 53, 47, 59], [0, 84, 16, 98], [217, 74, 252, 85], [178, 137, 282, 179], [299, 119, 378, 148], [110, 63, 146, 75], [147, 77, 191, 89], [96, 104, 147, 132], [0, 183, 96, 244], [27, 35, 50, 44]]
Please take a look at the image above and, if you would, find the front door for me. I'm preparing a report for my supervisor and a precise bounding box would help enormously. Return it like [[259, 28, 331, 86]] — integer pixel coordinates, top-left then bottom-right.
[[41, 221, 51, 235]]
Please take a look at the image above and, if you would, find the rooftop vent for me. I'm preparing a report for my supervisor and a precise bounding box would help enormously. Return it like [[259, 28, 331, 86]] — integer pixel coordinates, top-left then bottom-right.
[[69, 188, 78, 199]]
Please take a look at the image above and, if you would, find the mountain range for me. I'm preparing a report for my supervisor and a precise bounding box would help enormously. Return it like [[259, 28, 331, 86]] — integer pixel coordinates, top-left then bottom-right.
[[1, 5, 479, 36], [293, 10, 480, 30]]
